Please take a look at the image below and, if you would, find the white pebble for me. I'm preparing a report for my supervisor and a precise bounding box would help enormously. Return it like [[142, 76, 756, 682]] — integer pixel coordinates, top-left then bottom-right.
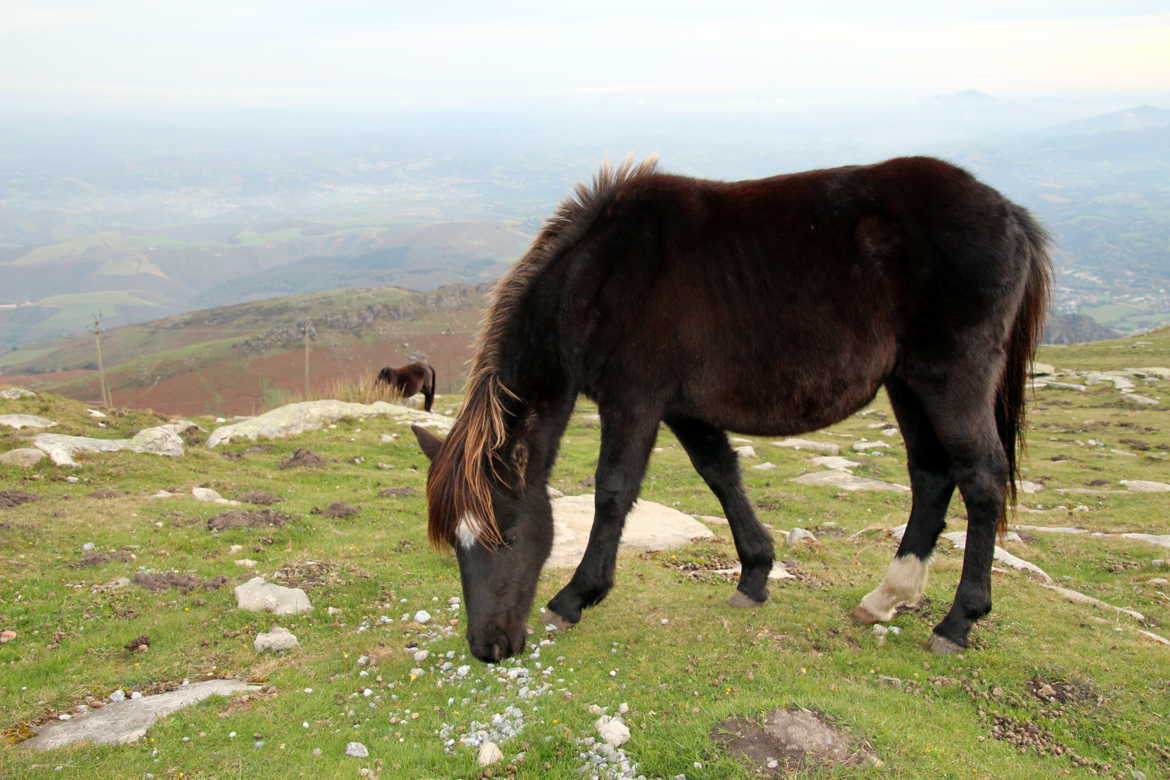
[[345, 741, 369, 758], [414, 610, 432, 624], [413, 650, 429, 663], [477, 740, 503, 766]]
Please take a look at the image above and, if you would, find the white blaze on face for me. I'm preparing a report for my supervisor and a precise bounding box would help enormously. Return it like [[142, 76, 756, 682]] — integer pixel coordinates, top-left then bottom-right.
[[859, 554, 930, 622], [456, 514, 479, 549]]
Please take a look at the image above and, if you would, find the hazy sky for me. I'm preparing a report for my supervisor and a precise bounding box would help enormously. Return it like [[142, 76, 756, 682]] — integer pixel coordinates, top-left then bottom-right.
[[5, 1, 1170, 111]]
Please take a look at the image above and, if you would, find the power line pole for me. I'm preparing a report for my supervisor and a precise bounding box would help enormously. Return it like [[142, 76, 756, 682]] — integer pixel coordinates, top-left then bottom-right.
[[92, 314, 112, 409], [302, 319, 312, 399]]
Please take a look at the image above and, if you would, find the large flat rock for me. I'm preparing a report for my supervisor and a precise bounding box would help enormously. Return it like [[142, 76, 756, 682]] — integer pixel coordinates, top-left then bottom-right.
[[546, 494, 715, 569], [23, 680, 260, 750], [33, 426, 184, 466], [791, 469, 909, 493], [0, 414, 57, 430], [207, 400, 454, 447]]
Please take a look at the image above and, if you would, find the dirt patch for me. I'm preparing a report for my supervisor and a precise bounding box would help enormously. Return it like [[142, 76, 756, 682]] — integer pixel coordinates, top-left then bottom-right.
[[712, 708, 880, 774], [70, 551, 135, 568], [87, 489, 126, 499], [236, 490, 284, 506], [378, 486, 416, 498], [272, 560, 367, 589], [221, 444, 276, 461], [124, 635, 151, 652], [311, 502, 358, 519], [280, 448, 326, 469], [131, 572, 229, 593], [0, 490, 40, 509], [207, 509, 290, 531], [1027, 677, 1101, 706]]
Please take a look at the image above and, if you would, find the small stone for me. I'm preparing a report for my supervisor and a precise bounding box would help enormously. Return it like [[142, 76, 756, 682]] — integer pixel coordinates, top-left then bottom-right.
[[345, 741, 369, 758], [192, 487, 227, 503], [234, 577, 312, 615], [733, 445, 757, 458], [588, 704, 604, 715], [413, 650, 429, 663], [618, 702, 629, 714], [477, 740, 503, 766], [786, 528, 816, 545], [254, 626, 300, 652], [596, 716, 630, 747], [81, 542, 96, 552], [130, 692, 142, 700], [1, 630, 17, 643], [235, 559, 257, 569], [413, 610, 432, 624]]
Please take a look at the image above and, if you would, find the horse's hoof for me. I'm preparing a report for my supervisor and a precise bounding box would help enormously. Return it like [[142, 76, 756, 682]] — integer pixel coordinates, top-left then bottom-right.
[[544, 611, 577, 631], [851, 605, 883, 625], [927, 633, 965, 654], [728, 591, 766, 608]]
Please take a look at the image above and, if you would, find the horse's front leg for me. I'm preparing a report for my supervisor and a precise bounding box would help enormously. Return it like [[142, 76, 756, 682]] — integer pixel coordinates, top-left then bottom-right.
[[546, 407, 659, 626]]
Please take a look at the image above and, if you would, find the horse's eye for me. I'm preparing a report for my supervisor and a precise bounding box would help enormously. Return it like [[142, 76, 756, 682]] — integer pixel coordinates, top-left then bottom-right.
[[502, 528, 518, 546]]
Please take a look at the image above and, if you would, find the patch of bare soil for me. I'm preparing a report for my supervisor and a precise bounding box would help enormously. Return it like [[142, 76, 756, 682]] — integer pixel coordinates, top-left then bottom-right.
[[86, 489, 126, 499], [712, 708, 880, 774], [206, 509, 290, 531], [1027, 677, 1102, 706], [310, 502, 358, 519], [221, 444, 276, 461], [273, 560, 367, 588], [0, 490, 40, 509], [378, 486, 416, 497], [131, 572, 228, 592], [280, 448, 326, 469], [70, 551, 135, 568], [990, 715, 1112, 773], [236, 490, 284, 506]]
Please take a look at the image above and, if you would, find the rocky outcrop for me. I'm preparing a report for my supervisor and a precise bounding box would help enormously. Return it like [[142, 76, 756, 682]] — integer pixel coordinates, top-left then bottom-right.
[[32, 427, 185, 466], [207, 400, 453, 447]]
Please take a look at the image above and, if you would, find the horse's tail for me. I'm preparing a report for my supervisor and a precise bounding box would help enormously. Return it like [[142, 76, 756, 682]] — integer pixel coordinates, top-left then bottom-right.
[[423, 363, 436, 413], [373, 367, 391, 388], [425, 370, 513, 549], [995, 206, 1052, 533]]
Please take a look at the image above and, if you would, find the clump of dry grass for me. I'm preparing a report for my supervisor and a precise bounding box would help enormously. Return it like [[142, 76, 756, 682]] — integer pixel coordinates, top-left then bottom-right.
[[264, 375, 412, 411]]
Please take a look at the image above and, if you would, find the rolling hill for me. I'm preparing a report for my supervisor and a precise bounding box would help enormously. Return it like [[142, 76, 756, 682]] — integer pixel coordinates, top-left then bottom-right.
[[0, 284, 489, 416]]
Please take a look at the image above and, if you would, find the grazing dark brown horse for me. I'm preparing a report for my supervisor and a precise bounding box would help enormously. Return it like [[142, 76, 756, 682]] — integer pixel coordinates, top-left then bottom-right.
[[412, 157, 1051, 663], [375, 362, 436, 412]]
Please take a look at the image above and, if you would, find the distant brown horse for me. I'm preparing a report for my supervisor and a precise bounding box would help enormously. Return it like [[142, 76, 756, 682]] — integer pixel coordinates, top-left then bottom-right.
[[375, 362, 436, 412], [413, 157, 1051, 664]]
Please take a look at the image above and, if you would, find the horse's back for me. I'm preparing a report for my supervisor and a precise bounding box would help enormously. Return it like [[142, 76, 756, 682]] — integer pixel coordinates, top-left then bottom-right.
[[571, 158, 1031, 435]]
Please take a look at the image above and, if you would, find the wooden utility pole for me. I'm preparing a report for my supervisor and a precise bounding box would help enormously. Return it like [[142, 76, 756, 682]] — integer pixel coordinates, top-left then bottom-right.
[[92, 314, 112, 409], [302, 319, 312, 399]]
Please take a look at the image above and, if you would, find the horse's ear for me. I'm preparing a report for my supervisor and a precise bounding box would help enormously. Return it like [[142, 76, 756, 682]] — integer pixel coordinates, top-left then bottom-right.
[[411, 425, 444, 461]]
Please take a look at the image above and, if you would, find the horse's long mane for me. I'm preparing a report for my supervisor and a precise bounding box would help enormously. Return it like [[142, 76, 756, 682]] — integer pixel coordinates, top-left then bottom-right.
[[426, 158, 659, 549]]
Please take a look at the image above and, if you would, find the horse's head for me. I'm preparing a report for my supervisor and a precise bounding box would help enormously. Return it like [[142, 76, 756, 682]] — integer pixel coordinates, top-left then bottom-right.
[[412, 423, 552, 663]]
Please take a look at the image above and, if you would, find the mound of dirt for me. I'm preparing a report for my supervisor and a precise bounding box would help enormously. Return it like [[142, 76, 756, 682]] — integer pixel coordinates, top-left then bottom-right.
[[71, 551, 135, 568], [131, 572, 228, 592], [206, 509, 290, 531], [378, 486, 416, 498], [279, 448, 326, 469], [236, 490, 284, 506], [712, 708, 879, 774], [0, 490, 40, 509], [87, 489, 126, 499], [311, 502, 358, 519]]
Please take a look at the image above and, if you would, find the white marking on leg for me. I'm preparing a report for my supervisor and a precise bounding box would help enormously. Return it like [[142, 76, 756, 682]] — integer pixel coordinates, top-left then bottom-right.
[[456, 514, 479, 549], [859, 555, 930, 622]]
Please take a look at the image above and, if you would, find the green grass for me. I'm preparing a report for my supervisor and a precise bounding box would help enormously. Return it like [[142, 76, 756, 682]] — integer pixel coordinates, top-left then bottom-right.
[[1, 330, 1169, 778]]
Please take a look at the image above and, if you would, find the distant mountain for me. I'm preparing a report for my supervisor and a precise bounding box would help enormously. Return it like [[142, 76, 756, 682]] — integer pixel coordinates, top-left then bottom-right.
[[1061, 104, 1170, 135], [0, 220, 531, 350], [1042, 313, 1122, 345]]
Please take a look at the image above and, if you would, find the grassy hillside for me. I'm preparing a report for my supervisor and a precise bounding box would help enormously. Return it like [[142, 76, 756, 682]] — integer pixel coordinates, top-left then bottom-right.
[[0, 285, 488, 416], [1, 329, 1168, 777], [0, 220, 530, 350]]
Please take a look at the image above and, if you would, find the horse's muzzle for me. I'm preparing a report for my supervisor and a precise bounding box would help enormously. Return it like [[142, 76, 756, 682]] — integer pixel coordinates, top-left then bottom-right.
[[469, 626, 526, 663]]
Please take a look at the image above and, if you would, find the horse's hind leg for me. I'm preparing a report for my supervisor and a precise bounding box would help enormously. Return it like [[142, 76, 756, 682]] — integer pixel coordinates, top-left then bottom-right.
[[546, 405, 660, 626], [854, 378, 955, 623], [666, 416, 774, 606], [914, 371, 1009, 652]]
